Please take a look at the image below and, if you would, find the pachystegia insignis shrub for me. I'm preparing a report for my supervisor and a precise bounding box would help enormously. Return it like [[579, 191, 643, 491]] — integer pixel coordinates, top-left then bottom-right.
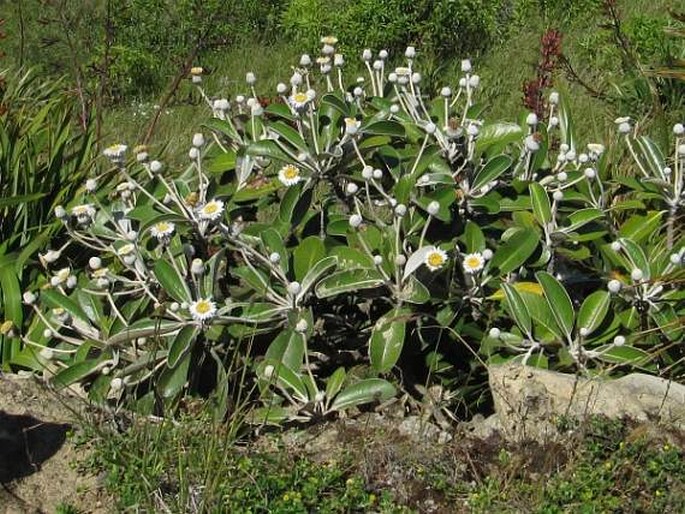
[[12, 39, 684, 421]]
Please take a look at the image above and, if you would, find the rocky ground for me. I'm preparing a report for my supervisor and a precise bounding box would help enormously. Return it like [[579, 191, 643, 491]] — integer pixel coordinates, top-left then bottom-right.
[[0, 373, 109, 514]]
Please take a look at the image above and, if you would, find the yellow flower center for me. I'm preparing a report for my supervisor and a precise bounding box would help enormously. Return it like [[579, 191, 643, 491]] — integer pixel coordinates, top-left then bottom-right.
[[155, 222, 170, 232], [203, 203, 218, 215], [283, 165, 299, 179], [427, 253, 445, 268], [195, 300, 211, 314], [294, 92, 308, 103], [465, 256, 481, 269]]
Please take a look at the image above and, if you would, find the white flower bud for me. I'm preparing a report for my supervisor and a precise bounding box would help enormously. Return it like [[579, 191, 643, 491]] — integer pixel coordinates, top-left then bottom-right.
[[43, 329, 53, 339], [549, 116, 559, 127], [150, 160, 163, 173], [618, 122, 631, 134], [290, 73, 303, 86], [362, 49, 372, 61], [458, 77, 467, 88], [461, 59, 472, 73], [664, 167, 672, 175], [388, 72, 397, 83], [110, 377, 124, 391], [468, 75, 480, 88], [85, 179, 97, 192], [334, 54, 344, 67], [269, 252, 281, 264], [287, 281, 301, 296], [189, 147, 200, 159], [610, 241, 622, 252], [405, 46, 416, 59], [427, 201, 440, 216], [373, 255, 383, 266], [66, 275, 77, 289], [102, 366, 111, 375], [263, 364, 275, 379], [678, 144, 685, 156], [353, 86, 363, 97], [557, 172, 567, 182], [631, 268, 644, 281], [349, 214, 363, 228], [559, 143, 569, 153], [295, 318, 308, 333], [192, 133, 205, 147], [346, 182, 359, 195], [566, 150, 576, 161], [553, 190, 564, 201], [411, 72, 421, 84], [579, 327, 589, 337], [276, 83, 287, 94], [673, 123, 684, 135], [613, 335, 626, 346], [440, 87, 452, 97], [425, 122, 436, 134], [123, 254, 136, 265], [373, 60, 382, 71], [670, 253, 682, 265], [395, 254, 406, 266], [55, 205, 67, 219], [127, 231, 138, 241], [372, 168, 383, 180], [467, 124, 479, 137], [549, 92, 559, 105], [390, 104, 400, 114], [584, 168, 596, 179], [482, 249, 493, 260], [299, 54, 311, 67], [379, 49, 388, 60], [191, 258, 204, 275], [525, 135, 540, 151], [362, 166, 373, 180], [578, 153, 589, 163], [526, 112, 538, 126], [395, 204, 407, 217], [170, 302, 180, 312], [40, 347, 54, 360], [23, 291, 36, 305]]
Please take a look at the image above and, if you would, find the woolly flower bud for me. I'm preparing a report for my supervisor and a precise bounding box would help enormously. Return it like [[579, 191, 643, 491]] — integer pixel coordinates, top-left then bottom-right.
[[566, 150, 576, 161], [66, 275, 77, 289], [373, 255, 383, 266], [55, 205, 67, 219], [526, 112, 538, 126], [461, 59, 472, 73], [557, 172, 568, 182], [613, 335, 626, 346], [458, 77, 467, 88], [85, 178, 97, 192], [89, 257, 102, 270], [191, 258, 204, 276], [611, 241, 622, 252], [373, 60, 382, 71], [334, 54, 344, 67], [299, 54, 311, 67], [346, 182, 359, 195], [287, 281, 301, 296], [349, 214, 363, 228], [23, 291, 36, 305], [679, 144, 685, 156], [482, 249, 493, 260], [192, 133, 205, 147], [263, 365, 275, 379], [469, 75, 480, 88], [43, 329, 53, 339], [579, 327, 589, 337], [362, 165, 373, 180], [607, 279, 622, 294], [411, 72, 421, 84], [388, 72, 398, 83], [618, 121, 631, 134], [440, 86, 452, 97], [525, 135, 540, 152], [290, 72, 303, 86], [395, 204, 407, 217], [353, 86, 363, 97], [110, 378, 124, 391], [553, 190, 564, 201], [362, 49, 372, 61], [673, 123, 684, 136], [276, 82, 287, 94], [631, 268, 644, 281], [295, 318, 308, 333], [559, 143, 569, 153], [578, 153, 589, 163], [170, 302, 180, 312], [427, 201, 440, 216], [189, 147, 200, 160], [379, 49, 388, 60], [584, 168, 596, 179], [149, 160, 163, 174], [664, 167, 672, 176], [549, 91, 559, 105], [390, 104, 400, 114], [40, 348, 54, 361], [269, 252, 281, 264], [405, 46, 416, 59], [549, 116, 559, 127], [488, 327, 501, 339], [372, 168, 383, 180], [424, 122, 437, 135], [467, 124, 479, 137], [395, 254, 407, 266], [670, 253, 683, 265]]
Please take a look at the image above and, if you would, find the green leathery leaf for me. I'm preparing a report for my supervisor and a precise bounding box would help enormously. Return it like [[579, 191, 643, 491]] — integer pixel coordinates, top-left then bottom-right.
[[472, 154, 513, 192], [154, 260, 191, 303], [167, 325, 199, 369], [315, 269, 386, 298], [265, 329, 305, 371], [490, 228, 539, 274], [158, 352, 191, 399], [536, 271, 575, 339], [529, 182, 552, 226], [330, 378, 396, 411], [293, 236, 326, 282], [369, 307, 410, 373], [502, 283, 532, 336], [577, 291, 611, 335]]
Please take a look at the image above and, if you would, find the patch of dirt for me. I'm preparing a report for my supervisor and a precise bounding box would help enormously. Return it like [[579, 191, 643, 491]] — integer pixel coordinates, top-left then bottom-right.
[[0, 373, 109, 514]]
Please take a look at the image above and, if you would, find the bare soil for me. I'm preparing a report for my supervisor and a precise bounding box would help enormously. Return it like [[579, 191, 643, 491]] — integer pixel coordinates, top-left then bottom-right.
[[0, 373, 109, 514]]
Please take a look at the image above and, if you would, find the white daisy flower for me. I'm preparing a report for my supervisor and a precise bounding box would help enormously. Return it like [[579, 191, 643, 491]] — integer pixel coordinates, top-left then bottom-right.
[[150, 221, 175, 240], [189, 298, 217, 322], [71, 204, 96, 224], [278, 164, 303, 186], [103, 144, 127, 160], [51, 267, 71, 287], [424, 248, 448, 271], [462, 252, 485, 274], [344, 117, 361, 135], [197, 199, 224, 221], [288, 91, 310, 111]]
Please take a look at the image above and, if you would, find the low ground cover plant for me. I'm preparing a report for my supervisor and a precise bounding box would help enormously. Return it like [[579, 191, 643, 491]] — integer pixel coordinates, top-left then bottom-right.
[[8, 36, 684, 423]]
